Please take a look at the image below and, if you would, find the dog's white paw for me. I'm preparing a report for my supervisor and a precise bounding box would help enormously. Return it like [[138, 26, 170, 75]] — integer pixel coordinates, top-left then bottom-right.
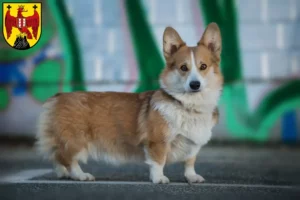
[[71, 172, 95, 181], [185, 174, 205, 184], [151, 175, 170, 184], [55, 164, 69, 179]]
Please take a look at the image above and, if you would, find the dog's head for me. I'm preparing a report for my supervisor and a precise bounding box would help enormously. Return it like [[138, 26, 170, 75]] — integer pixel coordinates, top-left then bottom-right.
[[160, 23, 223, 95]]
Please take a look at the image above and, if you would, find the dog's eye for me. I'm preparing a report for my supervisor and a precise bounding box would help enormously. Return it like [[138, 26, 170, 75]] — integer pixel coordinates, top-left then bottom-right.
[[200, 64, 207, 70], [180, 65, 188, 72]]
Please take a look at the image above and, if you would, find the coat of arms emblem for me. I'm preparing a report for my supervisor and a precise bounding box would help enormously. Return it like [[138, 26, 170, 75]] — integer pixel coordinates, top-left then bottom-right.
[[3, 2, 41, 50]]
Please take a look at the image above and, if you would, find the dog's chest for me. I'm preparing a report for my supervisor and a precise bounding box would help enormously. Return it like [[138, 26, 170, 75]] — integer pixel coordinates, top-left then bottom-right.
[[167, 135, 200, 163], [154, 102, 214, 146]]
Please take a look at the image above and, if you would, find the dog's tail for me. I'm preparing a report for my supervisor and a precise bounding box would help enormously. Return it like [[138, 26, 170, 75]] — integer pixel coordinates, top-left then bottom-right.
[[35, 96, 59, 161]]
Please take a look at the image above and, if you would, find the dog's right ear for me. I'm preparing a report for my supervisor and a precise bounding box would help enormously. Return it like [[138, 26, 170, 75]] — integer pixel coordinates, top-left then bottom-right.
[[163, 27, 186, 60]]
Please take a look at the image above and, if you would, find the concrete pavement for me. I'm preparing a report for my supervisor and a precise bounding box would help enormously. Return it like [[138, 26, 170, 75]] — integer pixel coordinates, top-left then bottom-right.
[[0, 145, 300, 199]]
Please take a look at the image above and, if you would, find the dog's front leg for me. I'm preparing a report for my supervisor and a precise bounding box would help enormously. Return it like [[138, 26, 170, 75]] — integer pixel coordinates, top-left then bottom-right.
[[184, 156, 205, 184], [145, 141, 169, 184]]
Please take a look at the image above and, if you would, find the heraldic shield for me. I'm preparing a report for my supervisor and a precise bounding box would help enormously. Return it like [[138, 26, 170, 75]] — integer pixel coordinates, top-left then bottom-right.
[[2, 2, 41, 50]]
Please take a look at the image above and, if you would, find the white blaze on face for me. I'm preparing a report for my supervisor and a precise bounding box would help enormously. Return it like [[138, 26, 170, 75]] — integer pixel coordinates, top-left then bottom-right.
[[185, 50, 206, 91]]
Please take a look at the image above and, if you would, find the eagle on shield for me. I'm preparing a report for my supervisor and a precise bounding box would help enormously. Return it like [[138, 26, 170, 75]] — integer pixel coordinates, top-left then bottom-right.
[[4, 4, 40, 40]]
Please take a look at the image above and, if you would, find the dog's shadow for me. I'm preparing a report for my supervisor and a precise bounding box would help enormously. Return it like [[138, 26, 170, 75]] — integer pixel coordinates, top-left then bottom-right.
[[31, 161, 188, 182]]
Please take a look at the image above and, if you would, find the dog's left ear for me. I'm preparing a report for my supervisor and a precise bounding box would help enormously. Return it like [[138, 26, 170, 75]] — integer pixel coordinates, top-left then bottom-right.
[[198, 23, 222, 57]]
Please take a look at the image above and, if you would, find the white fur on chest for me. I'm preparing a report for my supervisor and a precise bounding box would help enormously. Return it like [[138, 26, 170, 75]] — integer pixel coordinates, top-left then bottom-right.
[[152, 90, 220, 162], [167, 135, 201, 163], [153, 99, 215, 146]]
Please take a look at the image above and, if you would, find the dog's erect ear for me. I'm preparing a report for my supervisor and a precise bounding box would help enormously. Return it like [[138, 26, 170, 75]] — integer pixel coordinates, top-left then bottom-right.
[[198, 23, 222, 57], [163, 27, 186, 60]]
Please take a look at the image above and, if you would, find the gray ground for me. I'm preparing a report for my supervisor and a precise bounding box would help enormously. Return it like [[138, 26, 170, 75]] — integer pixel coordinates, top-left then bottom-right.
[[0, 144, 300, 200]]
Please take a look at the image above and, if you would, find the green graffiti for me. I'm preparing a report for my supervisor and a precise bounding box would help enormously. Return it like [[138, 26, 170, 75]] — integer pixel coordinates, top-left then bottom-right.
[[47, 0, 85, 92], [29, 0, 86, 102], [199, 0, 300, 141], [0, 88, 9, 110], [125, 0, 164, 92], [30, 60, 62, 102]]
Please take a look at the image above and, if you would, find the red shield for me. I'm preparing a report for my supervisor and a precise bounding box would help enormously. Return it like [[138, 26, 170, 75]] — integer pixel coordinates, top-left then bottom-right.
[[16, 18, 26, 28]]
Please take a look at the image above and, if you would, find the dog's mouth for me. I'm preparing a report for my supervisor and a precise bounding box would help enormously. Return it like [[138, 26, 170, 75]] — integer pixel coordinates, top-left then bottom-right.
[[189, 88, 201, 93], [185, 89, 201, 94]]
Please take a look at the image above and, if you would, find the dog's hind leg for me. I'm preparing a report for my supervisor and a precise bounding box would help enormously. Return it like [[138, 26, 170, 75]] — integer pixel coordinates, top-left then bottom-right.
[[55, 147, 95, 181]]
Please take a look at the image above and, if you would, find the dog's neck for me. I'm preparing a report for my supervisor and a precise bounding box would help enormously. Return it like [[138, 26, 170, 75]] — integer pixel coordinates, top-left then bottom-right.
[[160, 88, 220, 114], [160, 88, 183, 106]]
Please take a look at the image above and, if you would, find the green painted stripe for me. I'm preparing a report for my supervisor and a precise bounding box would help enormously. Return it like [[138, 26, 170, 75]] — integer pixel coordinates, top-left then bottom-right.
[[124, 0, 164, 92], [47, 0, 85, 92]]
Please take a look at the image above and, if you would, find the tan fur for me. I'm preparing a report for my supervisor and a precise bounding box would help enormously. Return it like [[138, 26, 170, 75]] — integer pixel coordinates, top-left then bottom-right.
[[36, 22, 223, 183], [37, 92, 156, 165]]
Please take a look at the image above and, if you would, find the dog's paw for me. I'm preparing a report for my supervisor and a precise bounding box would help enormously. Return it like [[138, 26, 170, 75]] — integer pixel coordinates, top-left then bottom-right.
[[55, 164, 70, 179], [151, 175, 170, 184], [185, 174, 205, 184], [71, 172, 95, 181]]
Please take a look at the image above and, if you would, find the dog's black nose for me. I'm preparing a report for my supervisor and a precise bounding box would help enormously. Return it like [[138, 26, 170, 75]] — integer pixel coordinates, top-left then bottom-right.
[[189, 81, 200, 90]]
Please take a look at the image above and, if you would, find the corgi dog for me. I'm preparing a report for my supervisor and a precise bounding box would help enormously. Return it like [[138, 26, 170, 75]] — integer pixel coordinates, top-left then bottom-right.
[[36, 22, 223, 184]]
